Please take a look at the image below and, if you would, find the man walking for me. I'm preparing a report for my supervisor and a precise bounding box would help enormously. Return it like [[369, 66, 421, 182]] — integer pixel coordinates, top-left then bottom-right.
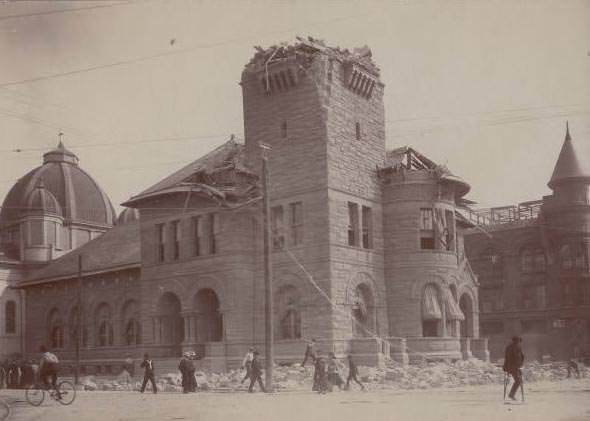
[[301, 339, 316, 367], [140, 353, 157, 394], [178, 353, 191, 393], [248, 351, 266, 393], [241, 347, 255, 385], [503, 336, 524, 400], [345, 355, 365, 391]]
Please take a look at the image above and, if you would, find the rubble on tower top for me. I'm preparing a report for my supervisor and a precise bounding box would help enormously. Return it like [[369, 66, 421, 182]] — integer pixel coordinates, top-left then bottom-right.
[[244, 36, 380, 76]]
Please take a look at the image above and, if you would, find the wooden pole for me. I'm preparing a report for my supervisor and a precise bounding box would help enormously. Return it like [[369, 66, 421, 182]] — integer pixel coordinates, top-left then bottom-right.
[[261, 144, 274, 392], [75, 254, 82, 385]]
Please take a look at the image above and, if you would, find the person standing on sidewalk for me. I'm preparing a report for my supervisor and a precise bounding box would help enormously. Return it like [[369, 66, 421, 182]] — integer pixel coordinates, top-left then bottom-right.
[[178, 353, 191, 393], [241, 347, 255, 384], [140, 354, 157, 394], [345, 355, 365, 391], [302, 339, 316, 367], [503, 336, 524, 400], [248, 351, 266, 393]]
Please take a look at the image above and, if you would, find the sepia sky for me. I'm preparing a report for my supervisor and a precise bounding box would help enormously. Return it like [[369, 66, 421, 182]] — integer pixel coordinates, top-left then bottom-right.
[[0, 0, 589, 214]]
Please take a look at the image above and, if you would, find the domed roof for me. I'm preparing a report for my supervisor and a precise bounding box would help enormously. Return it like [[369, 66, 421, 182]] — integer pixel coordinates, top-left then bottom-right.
[[117, 207, 139, 224], [548, 123, 590, 189], [0, 141, 115, 227], [24, 180, 62, 217]]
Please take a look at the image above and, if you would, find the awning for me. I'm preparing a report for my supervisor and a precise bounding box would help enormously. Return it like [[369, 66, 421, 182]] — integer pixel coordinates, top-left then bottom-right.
[[422, 285, 442, 320], [443, 288, 465, 321]]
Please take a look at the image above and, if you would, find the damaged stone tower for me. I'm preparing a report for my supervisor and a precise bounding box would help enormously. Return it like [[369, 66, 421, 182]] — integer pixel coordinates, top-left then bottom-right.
[[241, 38, 390, 361]]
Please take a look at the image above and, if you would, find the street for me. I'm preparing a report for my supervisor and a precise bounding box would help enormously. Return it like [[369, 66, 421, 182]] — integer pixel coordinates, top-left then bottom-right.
[[2, 380, 590, 421]]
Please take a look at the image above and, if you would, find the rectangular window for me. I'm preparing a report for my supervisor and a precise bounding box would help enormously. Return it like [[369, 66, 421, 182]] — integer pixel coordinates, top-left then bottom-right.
[[192, 216, 201, 256], [196, 214, 218, 256], [445, 210, 455, 251], [419, 208, 434, 250], [481, 321, 504, 336], [355, 122, 361, 140], [281, 121, 287, 139], [171, 220, 181, 260], [361, 206, 372, 249], [521, 319, 547, 334], [156, 223, 165, 262], [422, 320, 439, 337], [30, 220, 43, 246], [347, 202, 359, 246], [290, 202, 303, 246], [271, 206, 284, 250]]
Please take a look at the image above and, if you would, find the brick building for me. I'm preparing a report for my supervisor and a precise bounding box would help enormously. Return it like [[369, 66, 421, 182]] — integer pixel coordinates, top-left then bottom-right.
[[465, 124, 590, 361], [3, 39, 487, 371]]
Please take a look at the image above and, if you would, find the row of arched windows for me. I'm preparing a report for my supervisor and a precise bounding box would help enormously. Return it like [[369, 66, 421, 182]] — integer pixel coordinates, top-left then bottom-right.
[[47, 300, 141, 349], [480, 242, 588, 274]]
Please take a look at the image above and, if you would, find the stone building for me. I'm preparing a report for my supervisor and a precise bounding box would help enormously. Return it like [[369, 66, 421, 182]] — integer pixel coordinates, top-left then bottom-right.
[[465, 124, 590, 361], [4, 39, 487, 371], [0, 142, 115, 361]]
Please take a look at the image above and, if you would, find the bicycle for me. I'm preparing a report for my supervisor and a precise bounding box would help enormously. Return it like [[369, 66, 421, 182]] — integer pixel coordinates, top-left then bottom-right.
[[25, 380, 76, 406]]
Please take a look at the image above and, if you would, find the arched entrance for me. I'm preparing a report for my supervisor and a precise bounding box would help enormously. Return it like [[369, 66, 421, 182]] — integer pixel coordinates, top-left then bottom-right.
[[351, 283, 374, 338], [194, 288, 223, 343], [157, 292, 184, 355], [459, 293, 474, 337]]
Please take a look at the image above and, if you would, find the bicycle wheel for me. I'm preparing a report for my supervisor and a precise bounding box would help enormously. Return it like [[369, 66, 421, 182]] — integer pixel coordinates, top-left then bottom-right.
[[56, 381, 76, 405], [25, 385, 45, 407]]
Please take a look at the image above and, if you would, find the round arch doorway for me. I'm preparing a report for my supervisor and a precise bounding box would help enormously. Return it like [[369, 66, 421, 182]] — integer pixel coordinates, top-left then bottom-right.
[[194, 288, 223, 343]]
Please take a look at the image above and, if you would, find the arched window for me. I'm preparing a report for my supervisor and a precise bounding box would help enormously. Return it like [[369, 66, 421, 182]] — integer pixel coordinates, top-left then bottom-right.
[[276, 286, 301, 340], [48, 308, 63, 349], [95, 303, 114, 347], [69, 307, 88, 348], [5, 300, 16, 334], [122, 300, 141, 346], [422, 284, 442, 337], [560, 244, 573, 269], [521, 246, 546, 273]]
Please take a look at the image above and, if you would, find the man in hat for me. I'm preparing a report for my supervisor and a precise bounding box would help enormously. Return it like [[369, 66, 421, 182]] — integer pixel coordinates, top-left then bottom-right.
[[302, 339, 316, 367], [344, 355, 365, 391], [140, 353, 157, 394], [178, 353, 192, 393], [503, 336, 524, 400], [248, 351, 266, 393], [241, 347, 255, 385]]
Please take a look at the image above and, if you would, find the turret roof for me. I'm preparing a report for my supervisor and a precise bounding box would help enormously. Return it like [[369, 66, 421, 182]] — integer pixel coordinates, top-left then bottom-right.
[[548, 123, 590, 189]]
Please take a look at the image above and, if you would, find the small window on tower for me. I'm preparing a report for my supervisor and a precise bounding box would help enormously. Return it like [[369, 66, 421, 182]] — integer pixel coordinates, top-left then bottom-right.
[[355, 122, 361, 141], [281, 121, 287, 139]]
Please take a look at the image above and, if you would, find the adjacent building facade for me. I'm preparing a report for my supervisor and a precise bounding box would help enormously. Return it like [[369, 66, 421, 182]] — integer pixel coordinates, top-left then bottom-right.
[[2, 39, 487, 371], [465, 125, 590, 361]]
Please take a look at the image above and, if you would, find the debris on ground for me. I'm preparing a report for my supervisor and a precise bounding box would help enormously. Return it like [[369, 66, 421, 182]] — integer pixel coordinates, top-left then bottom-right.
[[81, 359, 588, 392]]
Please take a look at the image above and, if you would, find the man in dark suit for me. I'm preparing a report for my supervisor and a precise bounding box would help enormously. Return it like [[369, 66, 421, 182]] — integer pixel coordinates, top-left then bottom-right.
[[248, 351, 266, 393], [140, 353, 157, 394], [503, 336, 524, 400], [345, 355, 365, 391]]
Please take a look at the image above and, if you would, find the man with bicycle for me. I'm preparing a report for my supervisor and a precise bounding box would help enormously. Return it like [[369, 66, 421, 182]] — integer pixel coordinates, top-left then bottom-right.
[[39, 345, 60, 398]]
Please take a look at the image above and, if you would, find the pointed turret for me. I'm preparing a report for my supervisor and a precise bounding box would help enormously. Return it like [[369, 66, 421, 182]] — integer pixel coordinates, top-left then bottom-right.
[[548, 122, 590, 189]]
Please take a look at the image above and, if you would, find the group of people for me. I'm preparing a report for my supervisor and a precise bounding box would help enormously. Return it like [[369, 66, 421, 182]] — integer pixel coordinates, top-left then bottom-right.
[[302, 339, 365, 394]]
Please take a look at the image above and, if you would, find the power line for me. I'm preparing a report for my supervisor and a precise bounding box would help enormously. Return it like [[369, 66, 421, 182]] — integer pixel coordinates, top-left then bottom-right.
[[0, 10, 374, 88], [0, 1, 136, 22]]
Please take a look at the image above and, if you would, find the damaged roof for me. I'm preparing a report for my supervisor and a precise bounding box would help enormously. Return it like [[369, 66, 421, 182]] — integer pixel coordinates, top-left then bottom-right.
[[22, 220, 140, 285], [379, 146, 471, 197], [123, 137, 260, 208], [244, 36, 380, 77]]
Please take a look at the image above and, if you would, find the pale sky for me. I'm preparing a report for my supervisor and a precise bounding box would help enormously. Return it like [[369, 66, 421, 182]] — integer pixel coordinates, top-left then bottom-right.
[[0, 0, 589, 215]]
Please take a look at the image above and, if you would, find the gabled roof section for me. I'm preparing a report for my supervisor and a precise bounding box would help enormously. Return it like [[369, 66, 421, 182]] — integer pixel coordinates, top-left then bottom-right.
[[548, 123, 590, 189], [21, 220, 140, 285], [122, 137, 259, 208]]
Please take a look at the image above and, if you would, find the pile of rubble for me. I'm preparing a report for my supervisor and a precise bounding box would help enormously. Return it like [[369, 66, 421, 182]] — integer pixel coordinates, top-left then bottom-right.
[[80, 359, 587, 392]]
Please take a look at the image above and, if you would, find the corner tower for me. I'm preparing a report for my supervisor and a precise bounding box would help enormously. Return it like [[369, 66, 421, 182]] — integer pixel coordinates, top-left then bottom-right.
[[241, 38, 388, 348]]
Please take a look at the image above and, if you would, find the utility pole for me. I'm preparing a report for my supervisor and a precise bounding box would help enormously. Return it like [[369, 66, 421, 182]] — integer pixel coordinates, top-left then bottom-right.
[[260, 142, 274, 393], [75, 254, 82, 385]]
